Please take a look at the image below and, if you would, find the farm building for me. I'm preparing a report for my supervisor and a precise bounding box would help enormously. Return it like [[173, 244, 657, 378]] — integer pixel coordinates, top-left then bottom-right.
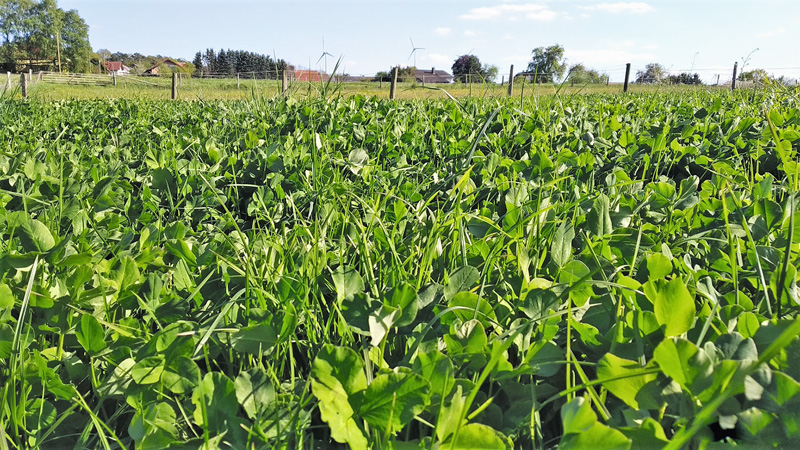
[[293, 70, 329, 82], [415, 67, 453, 84], [104, 61, 130, 76], [143, 58, 186, 75]]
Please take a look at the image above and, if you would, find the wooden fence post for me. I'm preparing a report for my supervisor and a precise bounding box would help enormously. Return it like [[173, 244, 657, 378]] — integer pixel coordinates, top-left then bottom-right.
[[28, 69, 32, 82], [6, 72, 10, 90], [112, 72, 117, 86], [21, 73, 28, 98], [507, 65, 514, 97], [623, 63, 631, 93], [237, 73, 240, 88], [390, 66, 398, 100], [281, 69, 288, 96], [731, 62, 738, 90], [172, 72, 178, 99]]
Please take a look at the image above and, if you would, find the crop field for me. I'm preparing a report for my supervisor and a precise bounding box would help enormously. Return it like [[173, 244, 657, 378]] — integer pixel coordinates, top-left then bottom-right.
[[7, 76, 710, 101], [1, 87, 800, 449]]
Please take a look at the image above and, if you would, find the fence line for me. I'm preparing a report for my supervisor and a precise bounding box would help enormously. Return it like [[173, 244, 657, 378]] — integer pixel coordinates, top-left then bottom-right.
[[7, 62, 798, 99]]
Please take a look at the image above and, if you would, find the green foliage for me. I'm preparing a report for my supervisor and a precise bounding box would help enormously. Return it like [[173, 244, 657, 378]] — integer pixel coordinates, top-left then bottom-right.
[[0, 87, 799, 449], [452, 54, 493, 83], [636, 63, 666, 83], [526, 44, 567, 83], [0, 0, 91, 72], [567, 63, 609, 85]]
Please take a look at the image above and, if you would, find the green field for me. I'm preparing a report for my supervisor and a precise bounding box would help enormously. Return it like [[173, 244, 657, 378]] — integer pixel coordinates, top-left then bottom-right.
[[4, 75, 719, 101], [1, 87, 800, 449]]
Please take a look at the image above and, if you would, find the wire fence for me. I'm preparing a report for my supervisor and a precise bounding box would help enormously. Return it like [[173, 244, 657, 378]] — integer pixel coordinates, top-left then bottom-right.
[[5, 63, 800, 94]]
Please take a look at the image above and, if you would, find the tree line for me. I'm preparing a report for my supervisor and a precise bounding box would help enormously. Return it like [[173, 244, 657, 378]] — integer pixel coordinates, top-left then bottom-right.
[[443, 44, 710, 86], [193, 49, 287, 79], [0, 0, 91, 72]]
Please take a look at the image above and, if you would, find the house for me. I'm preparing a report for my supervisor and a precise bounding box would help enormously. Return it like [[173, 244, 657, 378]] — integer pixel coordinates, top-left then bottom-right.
[[143, 58, 186, 76], [104, 61, 130, 76], [293, 70, 329, 82], [414, 67, 453, 84]]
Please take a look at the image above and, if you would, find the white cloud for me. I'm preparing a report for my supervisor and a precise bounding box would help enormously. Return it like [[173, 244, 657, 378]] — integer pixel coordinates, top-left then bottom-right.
[[460, 3, 559, 21], [756, 28, 786, 38], [427, 53, 453, 67], [463, 30, 477, 37], [582, 2, 655, 14], [434, 27, 452, 36], [528, 9, 559, 21]]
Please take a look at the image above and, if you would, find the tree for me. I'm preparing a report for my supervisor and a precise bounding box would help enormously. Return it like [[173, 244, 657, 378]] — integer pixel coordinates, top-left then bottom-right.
[[667, 72, 701, 85], [0, 0, 91, 72], [567, 64, 608, 84], [192, 51, 203, 76], [482, 64, 498, 83], [738, 69, 769, 83], [452, 54, 492, 83], [59, 8, 90, 72], [635, 63, 666, 84], [373, 66, 415, 82], [526, 44, 566, 83]]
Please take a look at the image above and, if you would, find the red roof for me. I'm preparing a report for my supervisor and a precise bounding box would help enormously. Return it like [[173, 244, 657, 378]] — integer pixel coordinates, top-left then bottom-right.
[[104, 61, 126, 71], [294, 70, 329, 82]]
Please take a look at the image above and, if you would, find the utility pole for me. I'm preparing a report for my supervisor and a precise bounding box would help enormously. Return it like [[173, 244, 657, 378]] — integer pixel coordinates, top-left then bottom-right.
[[56, 32, 62, 72]]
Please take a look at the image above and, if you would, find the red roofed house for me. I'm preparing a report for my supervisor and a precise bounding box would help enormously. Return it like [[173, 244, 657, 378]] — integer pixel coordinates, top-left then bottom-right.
[[104, 61, 131, 76], [143, 58, 186, 76], [293, 70, 329, 82]]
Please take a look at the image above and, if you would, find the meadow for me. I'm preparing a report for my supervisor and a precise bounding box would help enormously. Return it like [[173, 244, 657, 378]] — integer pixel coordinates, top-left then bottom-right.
[[5, 74, 719, 101], [0, 85, 799, 449]]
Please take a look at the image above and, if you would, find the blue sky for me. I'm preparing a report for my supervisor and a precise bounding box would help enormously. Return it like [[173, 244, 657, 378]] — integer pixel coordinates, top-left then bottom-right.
[[58, 0, 800, 83]]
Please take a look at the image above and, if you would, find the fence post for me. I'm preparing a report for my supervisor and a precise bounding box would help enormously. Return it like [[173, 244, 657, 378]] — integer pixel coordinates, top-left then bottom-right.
[[237, 73, 240, 88], [390, 66, 398, 100], [21, 73, 28, 98], [179, 73, 182, 87], [731, 62, 738, 90], [281, 69, 288, 96], [507, 65, 514, 97], [6, 72, 10, 90], [28, 69, 32, 82], [112, 71, 117, 86], [623, 63, 631, 93], [172, 72, 178, 99]]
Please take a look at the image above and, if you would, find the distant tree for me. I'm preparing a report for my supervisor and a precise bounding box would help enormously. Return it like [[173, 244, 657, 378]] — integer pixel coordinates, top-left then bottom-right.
[[203, 48, 216, 73], [667, 72, 701, 85], [738, 69, 769, 82], [526, 44, 566, 83], [189, 49, 286, 79], [59, 8, 90, 72], [567, 63, 608, 84], [374, 66, 415, 82], [482, 64, 498, 82], [192, 51, 203, 75], [635, 63, 666, 83], [0, 0, 91, 72], [216, 49, 231, 75], [452, 54, 486, 83], [398, 66, 415, 82]]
